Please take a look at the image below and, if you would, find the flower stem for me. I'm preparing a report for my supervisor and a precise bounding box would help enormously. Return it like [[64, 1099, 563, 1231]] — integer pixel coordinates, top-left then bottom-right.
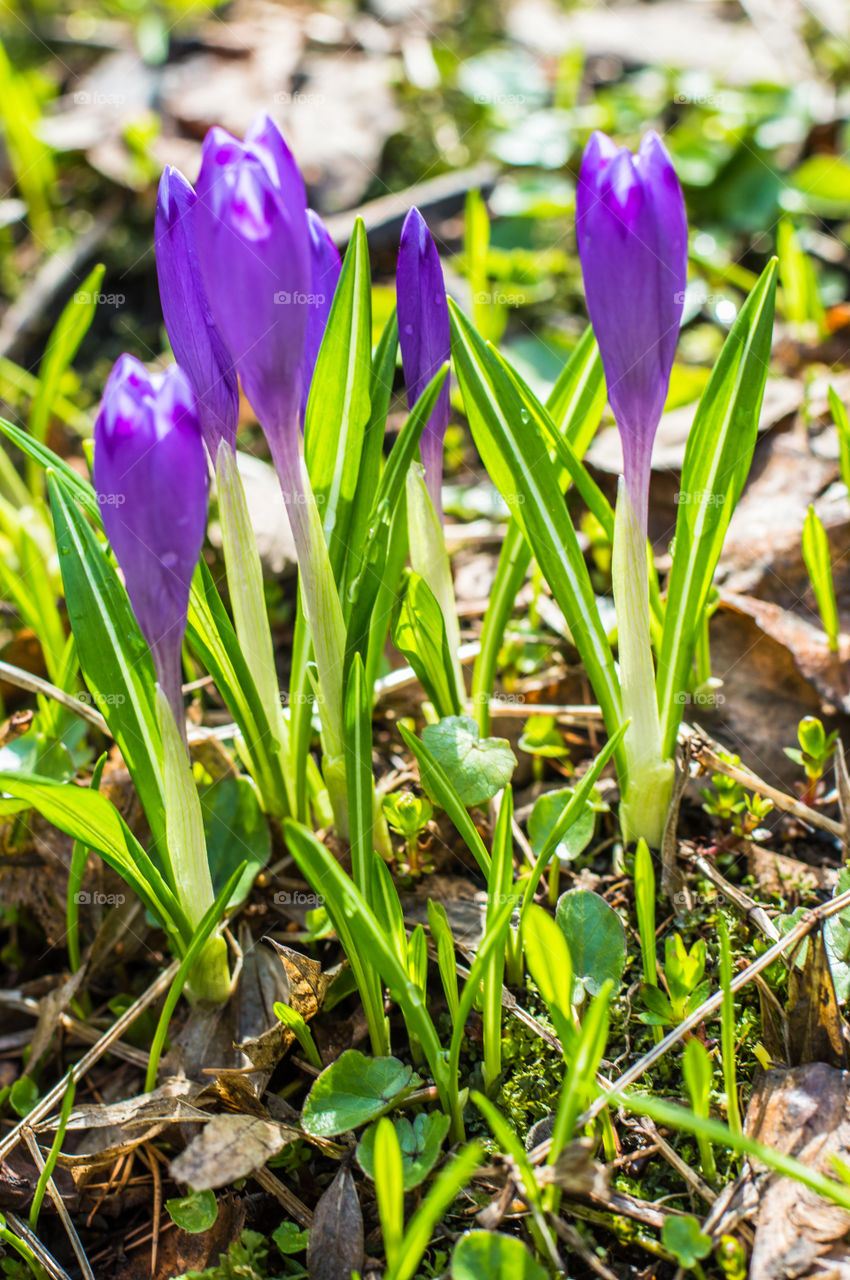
[[612, 478, 673, 846], [269, 438, 346, 754], [156, 687, 230, 1003], [406, 464, 465, 705], [216, 441, 293, 816]]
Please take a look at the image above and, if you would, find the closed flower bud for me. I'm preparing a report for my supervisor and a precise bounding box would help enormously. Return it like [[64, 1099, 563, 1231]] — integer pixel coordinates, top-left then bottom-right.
[[397, 207, 451, 518], [192, 114, 311, 457], [93, 354, 208, 735], [576, 130, 687, 514], [155, 166, 239, 458]]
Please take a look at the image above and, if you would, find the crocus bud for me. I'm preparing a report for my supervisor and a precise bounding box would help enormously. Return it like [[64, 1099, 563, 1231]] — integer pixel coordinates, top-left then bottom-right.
[[576, 131, 687, 516], [155, 167, 240, 459], [93, 354, 209, 737], [396, 207, 451, 519], [192, 114, 311, 464], [301, 209, 341, 424]]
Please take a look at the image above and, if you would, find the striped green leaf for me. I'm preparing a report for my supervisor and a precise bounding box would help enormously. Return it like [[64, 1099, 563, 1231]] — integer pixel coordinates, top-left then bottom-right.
[[658, 260, 777, 755], [48, 472, 166, 847], [450, 301, 623, 777]]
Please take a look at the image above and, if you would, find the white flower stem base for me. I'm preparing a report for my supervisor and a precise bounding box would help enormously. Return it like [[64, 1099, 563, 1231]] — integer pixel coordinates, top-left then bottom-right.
[[612, 478, 674, 848], [157, 687, 230, 1004], [216, 442, 293, 816], [406, 464, 465, 705]]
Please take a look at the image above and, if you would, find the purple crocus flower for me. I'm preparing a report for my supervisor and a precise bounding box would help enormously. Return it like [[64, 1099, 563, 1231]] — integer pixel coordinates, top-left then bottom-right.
[[576, 131, 687, 523], [93, 355, 208, 741], [155, 167, 240, 460], [192, 114, 311, 476], [301, 209, 341, 424], [396, 207, 451, 519]]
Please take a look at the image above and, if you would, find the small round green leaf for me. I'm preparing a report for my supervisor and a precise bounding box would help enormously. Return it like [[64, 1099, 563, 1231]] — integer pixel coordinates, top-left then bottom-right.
[[357, 1111, 451, 1189], [556, 889, 626, 999], [661, 1214, 712, 1267], [452, 1230, 548, 1279], [528, 788, 595, 863], [272, 1221, 310, 1255], [421, 716, 516, 807], [301, 1051, 420, 1138], [165, 1188, 218, 1233]]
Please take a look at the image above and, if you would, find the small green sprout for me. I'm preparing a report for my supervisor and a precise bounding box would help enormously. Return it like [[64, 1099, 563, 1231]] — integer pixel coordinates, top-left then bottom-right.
[[518, 714, 571, 782], [683, 1037, 716, 1182], [802, 505, 840, 652], [382, 790, 433, 878], [701, 753, 772, 839], [784, 715, 838, 806], [640, 935, 709, 1029]]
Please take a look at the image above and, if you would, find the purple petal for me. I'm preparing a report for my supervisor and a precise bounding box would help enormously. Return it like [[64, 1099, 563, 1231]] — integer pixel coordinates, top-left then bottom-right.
[[576, 130, 687, 512], [397, 207, 450, 517], [93, 356, 209, 719], [156, 166, 239, 458], [301, 209, 341, 424], [192, 116, 311, 447]]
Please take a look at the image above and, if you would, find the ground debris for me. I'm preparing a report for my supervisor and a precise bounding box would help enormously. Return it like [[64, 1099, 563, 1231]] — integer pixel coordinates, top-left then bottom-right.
[[746, 1063, 850, 1279]]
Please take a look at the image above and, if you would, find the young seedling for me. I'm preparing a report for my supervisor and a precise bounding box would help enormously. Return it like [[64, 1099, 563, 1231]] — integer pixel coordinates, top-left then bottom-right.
[[518, 714, 572, 784], [640, 935, 709, 1031], [682, 1037, 717, 1182], [784, 715, 839, 807], [701, 754, 773, 841], [829, 385, 850, 494], [717, 914, 742, 1136], [802, 504, 840, 652], [371, 1116, 482, 1280], [633, 839, 661, 1045], [382, 791, 433, 878]]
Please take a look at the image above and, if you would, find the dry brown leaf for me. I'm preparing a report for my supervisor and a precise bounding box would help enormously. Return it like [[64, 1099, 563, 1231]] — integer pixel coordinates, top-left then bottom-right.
[[787, 928, 847, 1068], [170, 1113, 299, 1190], [747, 843, 838, 898], [28, 968, 87, 1069], [746, 1063, 850, 1278], [36, 1079, 206, 1133], [307, 1164, 364, 1280]]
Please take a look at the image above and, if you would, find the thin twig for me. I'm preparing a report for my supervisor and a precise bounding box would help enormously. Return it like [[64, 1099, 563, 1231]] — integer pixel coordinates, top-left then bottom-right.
[[0, 961, 178, 1162], [3, 1212, 73, 1280], [251, 1165, 314, 1227], [688, 731, 845, 840], [633, 1117, 716, 1205], [22, 1129, 95, 1280], [0, 661, 107, 732], [685, 849, 780, 943]]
